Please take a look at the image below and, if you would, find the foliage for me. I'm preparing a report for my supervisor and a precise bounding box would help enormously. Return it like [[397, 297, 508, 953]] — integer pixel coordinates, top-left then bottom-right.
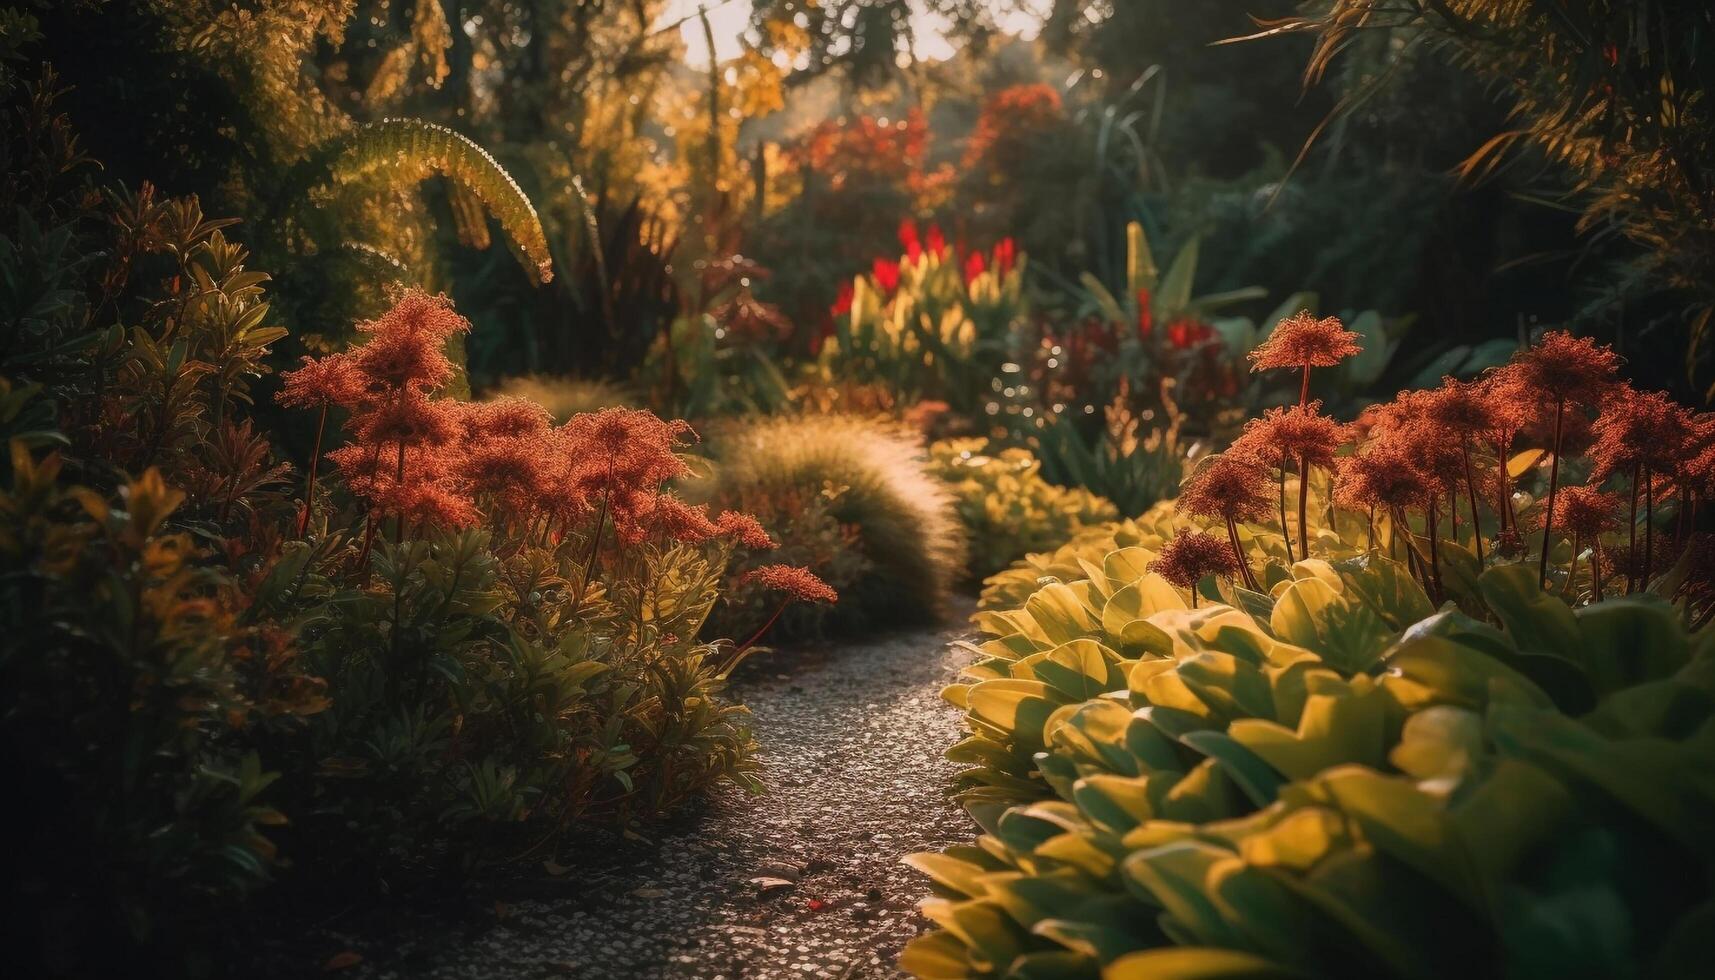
[[1281, 1, 1715, 387], [931, 437, 1117, 580], [699, 414, 965, 639], [484, 374, 635, 423], [2, 449, 317, 957], [907, 554, 1715, 978], [905, 322, 1715, 980], [822, 224, 1026, 418]]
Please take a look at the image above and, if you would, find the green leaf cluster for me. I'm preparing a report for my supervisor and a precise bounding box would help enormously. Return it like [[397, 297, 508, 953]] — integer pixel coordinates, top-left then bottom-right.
[[910, 551, 1715, 979], [932, 438, 1118, 580]]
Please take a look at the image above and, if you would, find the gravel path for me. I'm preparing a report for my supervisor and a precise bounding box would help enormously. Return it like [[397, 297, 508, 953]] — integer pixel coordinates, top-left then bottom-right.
[[287, 606, 977, 980]]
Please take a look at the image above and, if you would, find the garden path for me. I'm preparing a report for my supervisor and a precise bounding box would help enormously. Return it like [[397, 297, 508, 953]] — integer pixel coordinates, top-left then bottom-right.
[[290, 602, 977, 980]]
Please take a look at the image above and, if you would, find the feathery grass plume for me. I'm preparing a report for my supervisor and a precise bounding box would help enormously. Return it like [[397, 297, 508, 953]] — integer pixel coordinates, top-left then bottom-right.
[[701, 414, 965, 637], [485, 375, 635, 423], [1248, 310, 1362, 404], [1149, 530, 1241, 607], [1178, 453, 1270, 590], [1496, 331, 1621, 588]]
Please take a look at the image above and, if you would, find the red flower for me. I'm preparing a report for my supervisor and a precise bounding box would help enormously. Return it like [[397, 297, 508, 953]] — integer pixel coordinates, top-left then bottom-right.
[[1179, 454, 1272, 525], [898, 219, 922, 262], [1334, 445, 1433, 513], [1540, 484, 1622, 540], [831, 281, 854, 317], [993, 238, 1017, 277], [925, 223, 947, 258], [872, 258, 901, 294], [1136, 290, 1154, 339], [1588, 385, 1694, 482], [1249, 311, 1361, 372], [963, 251, 986, 285], [1242, 403, 1343, 470], [1149, 531, 1241, 592], [741, 564, 838, 604], [278, 352, 366, 409], [1166, 318, 1213, 350], [717, 510, 776, 550], [1498, 330, 1620, 408]]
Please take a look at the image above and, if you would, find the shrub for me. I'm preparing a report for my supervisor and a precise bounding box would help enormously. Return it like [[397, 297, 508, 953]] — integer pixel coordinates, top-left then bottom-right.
[[930, 437, 1117, 580], [700, 414, 965, 639], [485, 374, 635, 422]]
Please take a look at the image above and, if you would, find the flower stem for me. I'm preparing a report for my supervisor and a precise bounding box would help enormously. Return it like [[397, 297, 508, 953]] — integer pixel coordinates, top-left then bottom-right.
[[1537, 397, 1565, 590], [1627, 461, 1641, 593], [1227, 517, 1260, 592], [737, 600, 788, 655], [1297, 454, 1310, 560], [297, 401, 328, 538], [1462, 441, 1484, 564], [1278, 468, 1295, 564], [1591, 537, 1604, 602], [1426, 497, 1444, 602], [1643, 464, 1655, 589]]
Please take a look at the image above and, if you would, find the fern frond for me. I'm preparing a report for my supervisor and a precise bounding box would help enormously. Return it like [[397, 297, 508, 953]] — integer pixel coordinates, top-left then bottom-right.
[[328, 119, 553, 284], [448, 182, 492, 251]]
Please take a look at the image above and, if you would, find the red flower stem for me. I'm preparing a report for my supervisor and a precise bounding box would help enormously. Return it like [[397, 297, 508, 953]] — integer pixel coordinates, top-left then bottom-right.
[[1565, 531, 1580, 599], [1366, 504, 1375, 551], [1278, 469, 1295, 564], [1591, 537, 1604, 602], [571, 485, 612, 614], [736, 600, 788, 655], [1537, 397, 1565, 590], [1627, 462, 1641, 593], [1297, 455, 1311, 560], [297, 401, 328, 538], [1447, 483, 1459, 545], [1644, 464, 1655, 589], [1226, 517, 1260, 591], [391, 441, 408, 544], [1299, 363, 1311, 407], [1426, 497, 1444, 602], [357, 510, 378, 577], [1495, 433, 1515, 531], [1462, 442, 1484, 564]]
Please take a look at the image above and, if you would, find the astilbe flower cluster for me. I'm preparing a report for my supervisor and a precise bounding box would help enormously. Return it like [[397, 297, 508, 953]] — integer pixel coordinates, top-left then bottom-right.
[[1149, 531, 1241, 607], [1313, 329, 1715, 608], [276, 293, 797, 589], [1233, 402, 1344, 561], [1249, 311, 1362, 405], [1178, 454, 1270, 590]]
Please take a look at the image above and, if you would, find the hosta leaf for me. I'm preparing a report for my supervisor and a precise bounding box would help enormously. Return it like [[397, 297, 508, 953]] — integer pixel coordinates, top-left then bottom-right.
[[1479, 564, 1583, 657], [1030, 583, 1103, 645], [1178, 730, 1287, 807], [968, 679, 1062, 751], [920, 897, 1026, 972], [899, 929, 977, 979], [1120, 840, 1246, 949], [1104, 947, 1305, 979]]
